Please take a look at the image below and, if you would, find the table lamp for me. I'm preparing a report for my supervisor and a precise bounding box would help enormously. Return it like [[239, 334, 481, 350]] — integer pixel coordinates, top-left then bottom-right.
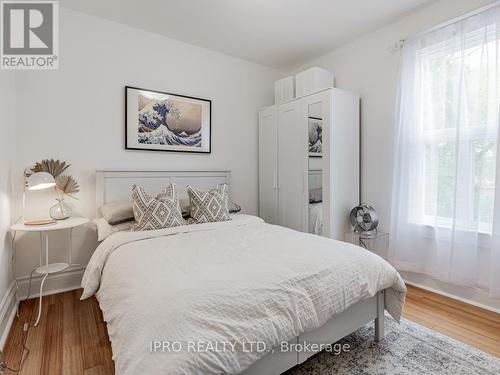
[[23, 172, 57, 226]]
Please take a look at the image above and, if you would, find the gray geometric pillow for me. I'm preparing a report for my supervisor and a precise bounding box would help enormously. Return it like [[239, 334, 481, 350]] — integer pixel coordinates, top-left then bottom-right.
[[187, 183, 231, 224], [131, 184, 186, 231]]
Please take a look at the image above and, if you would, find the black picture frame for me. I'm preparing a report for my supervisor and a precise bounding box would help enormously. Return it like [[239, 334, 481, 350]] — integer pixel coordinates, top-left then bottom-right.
[[125, 85, 212, 154]]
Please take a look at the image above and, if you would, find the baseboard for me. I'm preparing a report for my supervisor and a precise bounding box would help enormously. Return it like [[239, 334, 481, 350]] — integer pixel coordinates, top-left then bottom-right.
[[16, 267, 84, 300], [404, 279, 500, 315], [0, 282, 17, 350]]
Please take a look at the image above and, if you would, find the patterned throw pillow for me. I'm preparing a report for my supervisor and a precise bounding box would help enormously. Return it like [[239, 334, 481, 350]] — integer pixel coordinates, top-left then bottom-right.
[[131, 184, 186, 231], [187, 184, 231, 224]]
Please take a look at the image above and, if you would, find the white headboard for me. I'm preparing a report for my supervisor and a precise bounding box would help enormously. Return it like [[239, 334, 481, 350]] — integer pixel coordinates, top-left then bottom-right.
[[95, 170, 231, 215]]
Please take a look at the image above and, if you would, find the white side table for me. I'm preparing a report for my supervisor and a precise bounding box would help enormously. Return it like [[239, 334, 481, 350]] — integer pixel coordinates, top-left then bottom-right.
[[11, 217, 89, 326], [344, 231, 389, 259]]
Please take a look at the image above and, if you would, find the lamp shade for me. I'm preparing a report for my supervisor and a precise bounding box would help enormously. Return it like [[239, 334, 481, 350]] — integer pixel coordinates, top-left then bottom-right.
[[27, 172, 56, 190]]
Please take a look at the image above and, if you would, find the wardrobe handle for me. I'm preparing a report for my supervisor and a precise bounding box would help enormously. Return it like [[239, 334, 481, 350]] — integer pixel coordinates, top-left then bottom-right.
[[273, 171, 277, 190], [302, 171, 307, 193]]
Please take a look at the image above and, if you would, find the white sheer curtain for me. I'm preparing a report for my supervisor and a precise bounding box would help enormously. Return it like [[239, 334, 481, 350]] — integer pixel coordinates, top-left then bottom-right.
[[389, 5, 500, 297]]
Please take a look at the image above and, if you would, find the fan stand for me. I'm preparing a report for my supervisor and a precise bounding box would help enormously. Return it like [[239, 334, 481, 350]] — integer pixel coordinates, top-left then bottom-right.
[[352, 229, 378, 249], [359, 228, 378, 239]]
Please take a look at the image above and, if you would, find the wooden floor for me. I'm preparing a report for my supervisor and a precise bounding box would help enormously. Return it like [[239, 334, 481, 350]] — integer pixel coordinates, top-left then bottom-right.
[[403, 285, 500, 358], [3, 290, 114, 375], [3, 285, 500, 374]]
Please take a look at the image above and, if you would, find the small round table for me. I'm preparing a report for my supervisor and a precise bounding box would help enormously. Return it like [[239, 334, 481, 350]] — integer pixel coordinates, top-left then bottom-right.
[[11, 217, 89, 326]]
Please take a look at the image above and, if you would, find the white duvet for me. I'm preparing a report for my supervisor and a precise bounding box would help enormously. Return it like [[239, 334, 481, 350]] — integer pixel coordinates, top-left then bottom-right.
[[82, 214, 406, 375]]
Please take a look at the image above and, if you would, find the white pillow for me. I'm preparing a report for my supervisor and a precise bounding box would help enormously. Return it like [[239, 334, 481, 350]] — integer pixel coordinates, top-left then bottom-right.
[[101, 200, 134, 225], [94, 217, 135, 241]]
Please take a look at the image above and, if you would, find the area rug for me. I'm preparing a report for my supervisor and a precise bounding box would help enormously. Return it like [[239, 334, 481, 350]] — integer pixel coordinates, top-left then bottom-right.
[[286, 316, 500, 375]]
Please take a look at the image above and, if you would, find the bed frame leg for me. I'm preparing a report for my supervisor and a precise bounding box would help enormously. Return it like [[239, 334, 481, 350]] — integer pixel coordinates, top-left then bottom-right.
[[375, 290, 385, 341]]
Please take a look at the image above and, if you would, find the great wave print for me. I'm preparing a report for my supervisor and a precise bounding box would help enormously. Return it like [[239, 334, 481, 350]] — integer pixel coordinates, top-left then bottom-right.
[[138, 95, 202, 147], [308, 117, 322, 157], [126, 87, 211, 153]]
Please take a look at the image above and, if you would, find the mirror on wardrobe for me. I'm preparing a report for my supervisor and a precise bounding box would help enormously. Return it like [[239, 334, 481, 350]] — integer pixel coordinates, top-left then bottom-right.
[[308, 102, 323, 235]]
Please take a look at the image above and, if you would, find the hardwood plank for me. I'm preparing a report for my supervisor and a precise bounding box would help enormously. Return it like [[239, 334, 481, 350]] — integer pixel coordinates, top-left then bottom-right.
[[2, 285, 499, 375], [63, 346, 85, 375], [40, 302, 64, 375], [84, 364, 108, 375], [20, 299, 49, 375], [62, 289, 81, 349], [78, 297, 108, 370]]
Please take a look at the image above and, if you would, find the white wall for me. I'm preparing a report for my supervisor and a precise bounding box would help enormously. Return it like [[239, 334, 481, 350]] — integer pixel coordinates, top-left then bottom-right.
[[295, 0, 500, 311], [0, 71, 16, 347], [9, 8, 281, 295], [5, 0, 498, 321]]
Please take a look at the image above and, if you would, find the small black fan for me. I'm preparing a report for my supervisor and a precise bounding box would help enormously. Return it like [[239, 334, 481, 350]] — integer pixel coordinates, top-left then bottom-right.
[[350, 204, 379, 234]]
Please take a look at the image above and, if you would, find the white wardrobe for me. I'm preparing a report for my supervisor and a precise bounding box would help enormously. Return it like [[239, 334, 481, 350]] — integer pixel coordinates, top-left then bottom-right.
[[258, 88, 359, 240]]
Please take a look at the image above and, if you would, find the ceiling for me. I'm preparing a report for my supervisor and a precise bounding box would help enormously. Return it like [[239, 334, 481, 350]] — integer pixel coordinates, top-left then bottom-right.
[[60, 0, 434, 70]]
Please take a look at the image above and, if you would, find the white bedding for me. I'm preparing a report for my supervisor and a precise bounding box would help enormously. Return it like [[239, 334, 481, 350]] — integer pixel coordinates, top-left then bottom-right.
[[81, 214, 406, 375]]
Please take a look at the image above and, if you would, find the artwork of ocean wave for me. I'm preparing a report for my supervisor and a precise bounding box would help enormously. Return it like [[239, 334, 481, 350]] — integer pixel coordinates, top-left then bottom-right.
[[308, 118, 322, 155], [137, 97, 202, 147], [138, 127, 201, 147]]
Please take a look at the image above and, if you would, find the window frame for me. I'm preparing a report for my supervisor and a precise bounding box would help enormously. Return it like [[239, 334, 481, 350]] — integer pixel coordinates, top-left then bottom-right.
[[414, 124, 496, 234]]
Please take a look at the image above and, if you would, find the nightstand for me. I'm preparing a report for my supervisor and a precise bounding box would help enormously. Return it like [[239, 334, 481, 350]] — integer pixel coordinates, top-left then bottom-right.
[[11, 217, 89, 326], [344, 231, 389, 259]]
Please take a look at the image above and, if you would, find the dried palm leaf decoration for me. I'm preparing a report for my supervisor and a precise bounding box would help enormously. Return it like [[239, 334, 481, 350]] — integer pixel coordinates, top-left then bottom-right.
[[55, 175, 80, 197], [26, 159, 79, 199], [30, 159, 70, 178]]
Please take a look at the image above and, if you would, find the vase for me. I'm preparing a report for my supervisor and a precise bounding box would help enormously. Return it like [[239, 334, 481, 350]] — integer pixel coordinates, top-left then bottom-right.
[[50, 198, 72, 220]]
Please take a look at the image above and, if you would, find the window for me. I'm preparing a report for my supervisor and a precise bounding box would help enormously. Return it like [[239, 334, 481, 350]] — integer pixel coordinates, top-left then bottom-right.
[[412, 26, 498, 233], [390, 5, 500, 295]]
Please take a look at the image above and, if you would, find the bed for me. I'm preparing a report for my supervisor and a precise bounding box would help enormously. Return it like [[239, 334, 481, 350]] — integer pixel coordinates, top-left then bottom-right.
[[83, 170, 406, 375]]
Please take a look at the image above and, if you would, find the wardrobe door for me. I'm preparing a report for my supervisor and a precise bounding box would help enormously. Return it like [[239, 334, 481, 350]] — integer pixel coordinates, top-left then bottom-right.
[[302, 88, 360, 240], [258, 106, 279, 224], [278, 99, 308, 232], [301, 90, 331, 238]]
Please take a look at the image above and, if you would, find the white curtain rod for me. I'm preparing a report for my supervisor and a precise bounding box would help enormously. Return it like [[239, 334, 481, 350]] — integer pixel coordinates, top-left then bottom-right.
[[388, 0, 499, 51]]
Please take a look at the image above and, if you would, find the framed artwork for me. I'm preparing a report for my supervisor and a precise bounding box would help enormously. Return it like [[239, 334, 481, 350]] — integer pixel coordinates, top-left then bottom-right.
[[125, 86, 211, 153], [308, 117, 322, 157]]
